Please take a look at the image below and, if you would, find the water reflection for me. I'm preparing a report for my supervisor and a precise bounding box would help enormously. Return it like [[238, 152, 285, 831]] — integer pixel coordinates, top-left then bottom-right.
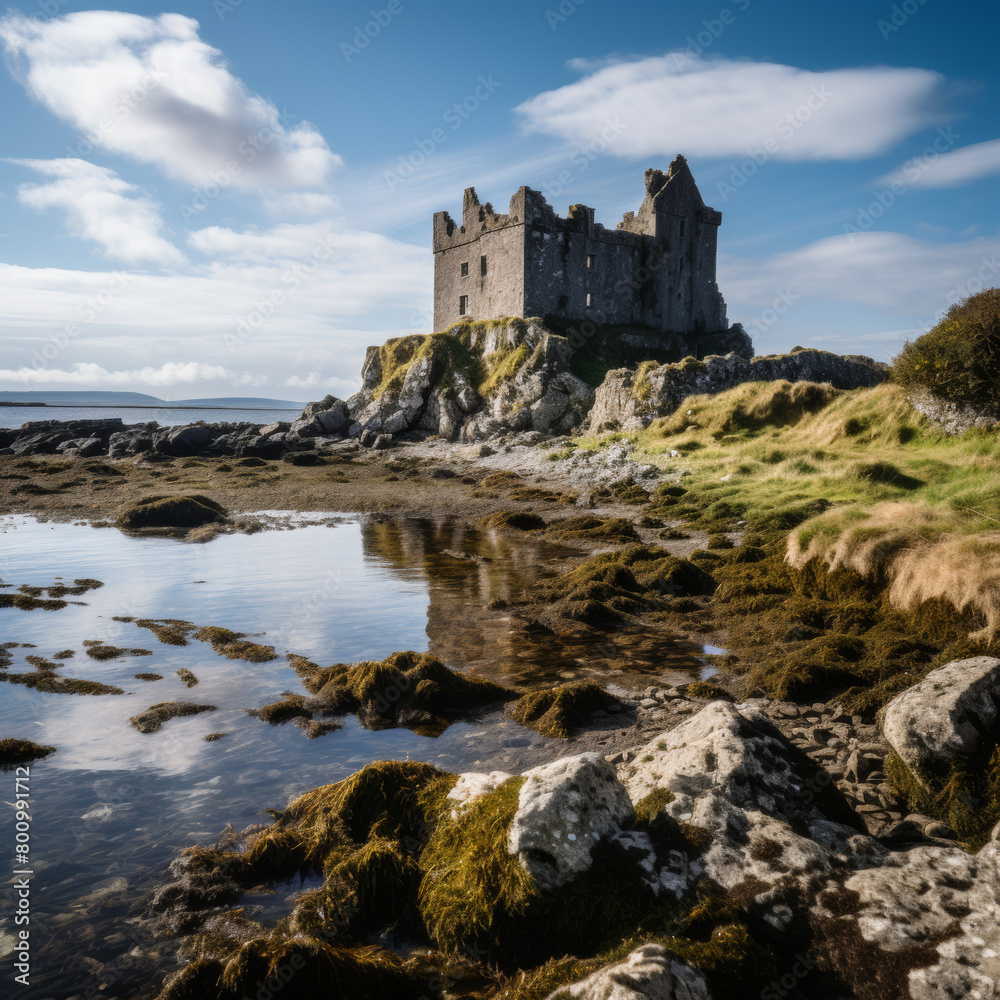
[[0, 513, 704, 999]]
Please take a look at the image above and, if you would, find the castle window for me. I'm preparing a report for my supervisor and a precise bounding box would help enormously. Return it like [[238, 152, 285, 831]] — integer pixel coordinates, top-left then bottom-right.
[[586, 293, 593, 308], [460, 261, 469, 277], [587, 254, 595, 269], [480, 255, 487, 276], [459, 295, 468, 315]]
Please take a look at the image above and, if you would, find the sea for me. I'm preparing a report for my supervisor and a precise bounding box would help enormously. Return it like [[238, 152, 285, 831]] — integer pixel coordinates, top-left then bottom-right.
[[0, 405, 301, 429]]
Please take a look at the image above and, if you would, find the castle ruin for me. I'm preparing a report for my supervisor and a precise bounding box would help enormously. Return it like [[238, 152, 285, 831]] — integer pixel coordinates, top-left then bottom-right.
[[432, 155, 731, 343]]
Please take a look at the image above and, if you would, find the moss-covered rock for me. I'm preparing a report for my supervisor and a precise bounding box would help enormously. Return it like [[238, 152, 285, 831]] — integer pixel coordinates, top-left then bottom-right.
[[0, 738, 56, 767], [507, 680, 620, 738], [285, 650, 513, 731], [115, 495, 228, 530], [129, 702, 218, 734]]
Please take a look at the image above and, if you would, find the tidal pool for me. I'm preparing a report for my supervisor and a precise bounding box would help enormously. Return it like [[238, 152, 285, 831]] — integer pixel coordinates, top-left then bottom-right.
[[0, 514, 707, 998]]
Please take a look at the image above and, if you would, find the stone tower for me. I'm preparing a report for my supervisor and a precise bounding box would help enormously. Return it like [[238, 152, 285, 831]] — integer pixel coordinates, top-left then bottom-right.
[[432, 155, 729, 339]]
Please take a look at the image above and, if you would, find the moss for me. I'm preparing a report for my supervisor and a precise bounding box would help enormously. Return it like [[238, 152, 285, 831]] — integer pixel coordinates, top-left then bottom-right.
[[289, 651, 512, 731], [685, 680, 733, 701], [215, 936, 429, 1000], [84, 642, 152, 660], [508, 486, 577, 504], [507, 680, 619, 738], [0, 738, 56, 767], [886, 744, 1000, 851], [247, 695, 311, 724], [0, 672, 124, 695], [418, 776, 532, 958], [419, 777, 661, 969], [0, 593, 67, 611], [480, 344, 529, 396], [129, 702, 218, 733], [126, 617, 196, 645], [706, 534, 734, 550], [193, 626, 278, 663], [482, 510, 547, 531], [115, 495, 228, 530], [177, 667, 199, 687], [632, 788, 676, 825], [546, 516, 641, 545]]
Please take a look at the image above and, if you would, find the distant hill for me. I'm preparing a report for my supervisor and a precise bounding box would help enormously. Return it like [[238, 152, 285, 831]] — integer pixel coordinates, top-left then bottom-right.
[[0, 391, 305, 409]]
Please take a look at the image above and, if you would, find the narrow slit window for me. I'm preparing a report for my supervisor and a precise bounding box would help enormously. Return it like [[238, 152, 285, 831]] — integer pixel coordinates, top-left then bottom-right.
[[480, 255, 487, 276], [459, 295, 469, 315], [460, 261, 469, 277], [587, 254, 595, 269], [586, 293, 593, 308]]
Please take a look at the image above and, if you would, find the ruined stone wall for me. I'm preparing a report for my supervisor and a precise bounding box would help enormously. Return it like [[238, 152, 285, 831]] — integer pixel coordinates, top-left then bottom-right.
[[432, 160, 729, 335]]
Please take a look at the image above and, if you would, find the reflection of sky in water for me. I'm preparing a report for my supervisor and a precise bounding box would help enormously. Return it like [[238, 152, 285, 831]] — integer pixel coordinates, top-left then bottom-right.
[[0, 515, 433, 776], [0, 515, 549, 997]]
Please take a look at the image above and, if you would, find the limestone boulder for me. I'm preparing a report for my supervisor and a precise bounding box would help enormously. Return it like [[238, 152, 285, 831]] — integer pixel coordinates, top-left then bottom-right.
[[508, 752, 634, 890], [621, 702, 880, 929], [881, 657, 1000, 786], [547, 943, 712, 1000], [289, 396, 350, 437], [812, 841, 1000, 1000]]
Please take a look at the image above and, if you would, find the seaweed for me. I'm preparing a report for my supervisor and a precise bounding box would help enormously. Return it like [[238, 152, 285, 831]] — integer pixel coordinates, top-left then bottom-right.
[[129, 702, 218, 734], [0, 738, 56, 767], [507, 681, 620, 738]]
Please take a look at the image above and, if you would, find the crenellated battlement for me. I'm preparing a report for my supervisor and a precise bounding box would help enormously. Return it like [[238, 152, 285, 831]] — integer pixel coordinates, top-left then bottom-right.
[[432, 156, 729, 341]]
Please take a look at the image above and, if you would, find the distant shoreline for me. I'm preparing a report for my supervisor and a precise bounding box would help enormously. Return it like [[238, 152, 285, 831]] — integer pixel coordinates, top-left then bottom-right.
[[0, 403, 299, 411]]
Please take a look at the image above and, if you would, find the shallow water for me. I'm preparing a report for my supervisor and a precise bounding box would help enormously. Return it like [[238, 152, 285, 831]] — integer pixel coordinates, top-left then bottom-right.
[[0, 405, 298, 429], [0, 515, 711, 998]]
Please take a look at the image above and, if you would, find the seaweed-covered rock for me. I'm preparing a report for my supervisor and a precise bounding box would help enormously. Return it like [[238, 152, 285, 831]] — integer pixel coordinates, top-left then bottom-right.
[[881, 657, 1000, 788], [588, 349, 889, 431], [0, 738, 57, 767], [114, 495, 228, 530], [548, 943, 712, 1000], [622, 702, 879, 929], [509, 752, 635, 890]]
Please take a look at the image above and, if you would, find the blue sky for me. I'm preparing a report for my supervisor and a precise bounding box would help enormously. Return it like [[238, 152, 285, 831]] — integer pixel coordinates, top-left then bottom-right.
[[0, 0, 997, 398]]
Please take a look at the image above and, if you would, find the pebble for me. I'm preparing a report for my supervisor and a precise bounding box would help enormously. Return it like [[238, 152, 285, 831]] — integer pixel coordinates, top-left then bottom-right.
[[639, 699, 658, 710]]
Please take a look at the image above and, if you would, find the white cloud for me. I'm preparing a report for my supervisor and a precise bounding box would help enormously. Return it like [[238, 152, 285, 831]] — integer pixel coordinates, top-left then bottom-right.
[[880, 137, 1000, 189], [263, 192, 339, 216], [721, 231, 1000, 326], [0, 11, 340, 189], [284, 373, 356, 391], [0, 361, 263, 386], [516, 54, 945, 161], [11, 157, 184, 266]]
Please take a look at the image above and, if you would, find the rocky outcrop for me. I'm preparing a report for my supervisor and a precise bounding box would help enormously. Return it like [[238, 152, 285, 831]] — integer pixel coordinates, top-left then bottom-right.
[[348, 320, 594, 442], [907, 389, 1000, 436], [588, 348, 890, 431], [508, 752, 634, 890], [549, 943, 712, 1000], [622, 701, 880, 930], [881, 657, 1000, 788]]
